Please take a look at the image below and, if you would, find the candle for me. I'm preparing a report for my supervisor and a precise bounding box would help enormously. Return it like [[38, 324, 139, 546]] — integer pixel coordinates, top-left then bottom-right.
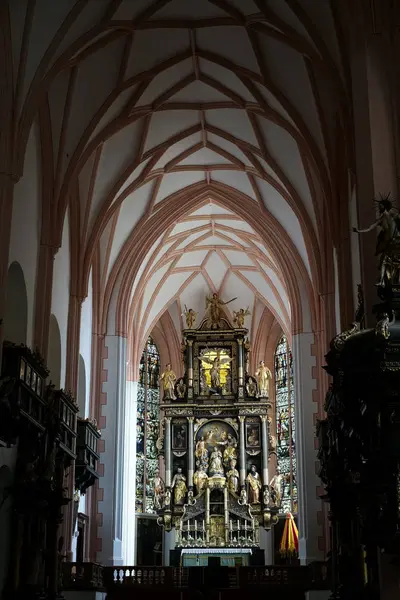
[[244, 521, 247, 531], [203, 520, 205, 531], [229, 520, 232, 531], [195, 520, 197, 530]]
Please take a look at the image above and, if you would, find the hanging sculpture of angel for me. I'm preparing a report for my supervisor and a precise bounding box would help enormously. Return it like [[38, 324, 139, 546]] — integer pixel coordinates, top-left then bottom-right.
[[182, 305, 197, 329], [233, 307, 251, 328], [198, 348, 233, 390]]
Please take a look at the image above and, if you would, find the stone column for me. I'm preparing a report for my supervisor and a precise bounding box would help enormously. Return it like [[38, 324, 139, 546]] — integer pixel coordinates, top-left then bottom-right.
[[292, 332, 324, 564], [261, 415, 269, 487], [237, 337, 244, 385], [187, 339, 194, 400], [165, 417, 172, 488], [188, 417, 194, 489], [97, 335, 127, 566], [348, 6, 399, 325], [239, 416, 246, 487]]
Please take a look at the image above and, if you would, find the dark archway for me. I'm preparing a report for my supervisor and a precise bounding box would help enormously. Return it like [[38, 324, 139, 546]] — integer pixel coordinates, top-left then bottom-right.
[[4, 262, 28, 345], [77, 354, 86, 415], [47, 314, 62, 388]]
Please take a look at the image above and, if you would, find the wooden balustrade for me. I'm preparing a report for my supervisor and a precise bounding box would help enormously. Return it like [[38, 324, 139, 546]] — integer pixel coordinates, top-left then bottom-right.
[[62, 561, 330, 592]]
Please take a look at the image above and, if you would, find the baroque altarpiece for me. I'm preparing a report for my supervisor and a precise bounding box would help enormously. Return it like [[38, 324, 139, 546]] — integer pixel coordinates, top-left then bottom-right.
[[148, 296, 294, 565]]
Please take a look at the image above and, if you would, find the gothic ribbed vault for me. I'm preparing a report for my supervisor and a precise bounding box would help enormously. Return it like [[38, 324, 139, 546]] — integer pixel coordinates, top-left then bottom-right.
[[10, 0, 352, 356]]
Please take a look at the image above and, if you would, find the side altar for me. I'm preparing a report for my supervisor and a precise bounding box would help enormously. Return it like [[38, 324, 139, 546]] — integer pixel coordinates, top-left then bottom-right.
[[154, 295, 281, 564]]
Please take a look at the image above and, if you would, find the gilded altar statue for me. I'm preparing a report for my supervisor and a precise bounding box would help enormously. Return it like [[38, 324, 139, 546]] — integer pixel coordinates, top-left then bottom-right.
[[269, 469, 283, 506], [247, 464, 262, 504], [375, 312, 390, 339], [176, 378, 186, 399], [244, 337, 251, 374], [218, 431, 237, 467], [199, 350, 233, 390], [171, 468, 187, 505], [183, 305, 197, 328], [206, 293, 236, 329], [209, 448, 224, 477], [153, 468, 165, 510], [255, 360, 272, 398], [233, 307, 251, 328], [226, 458, 239, 494], [195, 436, 209, 467], [353, 195, 400, 287], [193, 463, 208, 495], [246, 376, 257, 397], [159, 363, 177, 400]]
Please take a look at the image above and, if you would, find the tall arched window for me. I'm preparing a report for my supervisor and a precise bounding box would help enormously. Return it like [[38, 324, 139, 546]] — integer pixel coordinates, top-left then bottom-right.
[[135, 337, 161, 514], [275, 335, 297, 514]]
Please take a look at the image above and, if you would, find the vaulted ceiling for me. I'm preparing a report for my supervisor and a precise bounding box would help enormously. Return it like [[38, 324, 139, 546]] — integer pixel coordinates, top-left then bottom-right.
[[11, 0, 352, 353]]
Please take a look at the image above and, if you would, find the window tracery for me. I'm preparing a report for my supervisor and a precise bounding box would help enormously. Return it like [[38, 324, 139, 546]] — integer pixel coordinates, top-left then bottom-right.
[[275, 335, 297, 514], [136, 337, 160, 514]]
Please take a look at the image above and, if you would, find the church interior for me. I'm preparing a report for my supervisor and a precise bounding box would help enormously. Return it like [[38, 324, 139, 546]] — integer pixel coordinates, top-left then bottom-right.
[[1, 1, 400, 599]]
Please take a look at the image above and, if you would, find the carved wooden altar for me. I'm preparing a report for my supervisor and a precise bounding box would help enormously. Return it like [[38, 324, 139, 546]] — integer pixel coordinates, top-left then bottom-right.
[[156, 309, 279, 554]]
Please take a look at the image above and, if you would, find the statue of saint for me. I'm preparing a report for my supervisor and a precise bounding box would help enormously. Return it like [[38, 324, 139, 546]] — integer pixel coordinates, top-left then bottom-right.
[[195, 436, 208, 461], [244, 337, 251, 374], [246, 376, 257, 397], [218, 431, 237, 467], [193, 463, 208, 495], [209, 448, 224, 477], [171, 468, 187, 505], [255, 360, 272, 398], [353, 195, 400, 287], [159, 363, 177, 400], [233, 307, 251, 328], [269, 469, 283, 506], [200, 368, 208, 394], [153, 468, 165, 510], [246, 464, 262, 504], [205, 293, 236, 329], [182, 306, 197, 328], [226, 458, 239, 494], [176, 378, 186, 399]]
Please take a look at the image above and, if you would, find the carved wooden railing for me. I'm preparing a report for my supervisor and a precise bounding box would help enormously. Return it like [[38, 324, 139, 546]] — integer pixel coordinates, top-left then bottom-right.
[[63, 562, 104, 590], [62, 561, 330, 591]]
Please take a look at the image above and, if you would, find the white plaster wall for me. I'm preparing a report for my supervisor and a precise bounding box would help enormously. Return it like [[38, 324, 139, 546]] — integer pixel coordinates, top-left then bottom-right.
[[8, 124, 40, 347], [51, 212, 70, 388], [122, 380, 137, 565], [80, 268, 93, 418], [0, 447, 18, 597], [292, 332, 324, 564], [97, 335, 127, 566]]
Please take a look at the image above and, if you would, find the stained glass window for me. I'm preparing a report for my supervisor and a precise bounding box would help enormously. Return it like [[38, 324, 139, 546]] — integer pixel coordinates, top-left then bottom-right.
[[275, 335, 297, 514], [136, 337, 160, 514]]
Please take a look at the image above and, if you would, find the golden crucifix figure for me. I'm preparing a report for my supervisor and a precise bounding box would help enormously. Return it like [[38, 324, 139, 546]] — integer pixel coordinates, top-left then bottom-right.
[[198, 348, 233, 389]]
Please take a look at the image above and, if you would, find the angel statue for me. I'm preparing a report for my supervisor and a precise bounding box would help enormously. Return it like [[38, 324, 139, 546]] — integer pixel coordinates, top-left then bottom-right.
[[182, 305, 197, 329], [353, 195, 400, 287], [205, 293, 237, 329], [198, 349, 233, 392], [233, 307, 251, 328]]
